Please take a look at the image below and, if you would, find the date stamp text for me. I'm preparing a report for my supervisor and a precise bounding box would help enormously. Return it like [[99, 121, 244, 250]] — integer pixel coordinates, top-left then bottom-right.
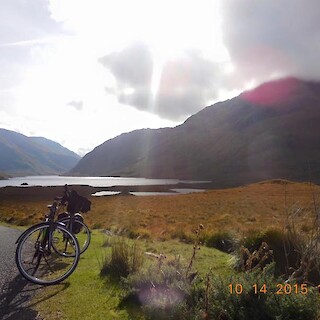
[[228, 283, 315, 295]]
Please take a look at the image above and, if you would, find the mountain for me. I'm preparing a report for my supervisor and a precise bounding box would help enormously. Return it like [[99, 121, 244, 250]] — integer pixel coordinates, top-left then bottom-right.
[[68, 77, 320, 187], [0, 129, 81, 176]]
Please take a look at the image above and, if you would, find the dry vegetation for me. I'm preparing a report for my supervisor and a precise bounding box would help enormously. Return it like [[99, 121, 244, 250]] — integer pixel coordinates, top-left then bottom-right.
[[0, 179, 319, 240], [3, 180, 320, 319]]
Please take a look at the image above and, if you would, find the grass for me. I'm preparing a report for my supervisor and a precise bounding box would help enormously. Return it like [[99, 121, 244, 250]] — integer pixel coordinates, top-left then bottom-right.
[[33, 231, 143, 320], [31, 230, 231, 320], [2, 180, 320, 318]]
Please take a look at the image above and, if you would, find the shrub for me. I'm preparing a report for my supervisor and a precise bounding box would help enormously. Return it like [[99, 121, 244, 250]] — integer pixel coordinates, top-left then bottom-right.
[[205, 231, 236, 253], [121, 224, 207, 319], [235, 228, 300, 277], [91, 222, 103, 229], [122, 255, 192, 320], [171, 228, 194, 244], [127, 228, 151, 240], [100, 237, 145, 280], [178, 264, 320, 320], [124, 261, 320, 320]]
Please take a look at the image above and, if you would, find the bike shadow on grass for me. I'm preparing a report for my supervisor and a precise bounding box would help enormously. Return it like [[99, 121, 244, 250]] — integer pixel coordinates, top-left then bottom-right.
[[0, 274, 70, 320]]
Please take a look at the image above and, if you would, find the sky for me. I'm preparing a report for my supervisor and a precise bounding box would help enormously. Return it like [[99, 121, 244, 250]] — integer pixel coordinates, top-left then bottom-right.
[[1, 0, 320, 156]]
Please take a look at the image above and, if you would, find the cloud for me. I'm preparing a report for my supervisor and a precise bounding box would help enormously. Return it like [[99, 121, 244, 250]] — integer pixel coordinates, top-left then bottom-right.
[[0, 45, 33, 91], [77, 147, 91, 157], [0, 0, 66, 114], [68, 100, 83, 111], [154, 50, 224, 118], [0, 0, 63, 44], [220, 0, 320, 85], [3, 0, 319, 154], [100, 43, 225, 121], [99, 42, 153, 91]]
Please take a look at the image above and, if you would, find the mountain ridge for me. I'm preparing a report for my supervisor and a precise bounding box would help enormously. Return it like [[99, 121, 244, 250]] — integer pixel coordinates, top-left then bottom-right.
[[68, 77, 320, 187], [0, 128, 81, 176]]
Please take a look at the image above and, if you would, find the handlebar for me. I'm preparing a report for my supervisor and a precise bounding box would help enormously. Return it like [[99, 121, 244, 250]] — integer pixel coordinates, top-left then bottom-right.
[[54, 184, 70, 204], [52, 184, 70, 208]]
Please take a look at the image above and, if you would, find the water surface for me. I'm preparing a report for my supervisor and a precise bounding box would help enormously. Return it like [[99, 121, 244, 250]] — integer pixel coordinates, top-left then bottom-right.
[[0, 175, 209, 188]]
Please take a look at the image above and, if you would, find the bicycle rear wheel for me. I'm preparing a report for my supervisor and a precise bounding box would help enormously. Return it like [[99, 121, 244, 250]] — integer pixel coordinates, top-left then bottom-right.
[[15, 223, 80, 285], [58, 218, 91, 254]]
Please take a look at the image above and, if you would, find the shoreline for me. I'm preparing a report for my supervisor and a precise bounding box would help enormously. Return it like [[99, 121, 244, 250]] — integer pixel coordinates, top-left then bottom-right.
[[0, 178, 317, 200], [0, 182, 212, 199]]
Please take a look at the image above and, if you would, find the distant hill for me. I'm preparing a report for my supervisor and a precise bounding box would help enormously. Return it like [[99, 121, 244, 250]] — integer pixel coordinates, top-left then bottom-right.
[[0, 129, 81, 176], [68, 77, 320, 187]]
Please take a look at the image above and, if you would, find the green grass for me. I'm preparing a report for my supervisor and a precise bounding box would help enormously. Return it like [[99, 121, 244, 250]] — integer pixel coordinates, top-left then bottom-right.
[[33, 231, 141, 320], [32, 230, 232, 320], [143, 238, 233, 277]]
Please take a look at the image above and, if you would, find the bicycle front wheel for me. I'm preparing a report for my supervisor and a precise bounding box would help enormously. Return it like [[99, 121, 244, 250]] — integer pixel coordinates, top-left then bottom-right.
[[15, 223, 80, 285]]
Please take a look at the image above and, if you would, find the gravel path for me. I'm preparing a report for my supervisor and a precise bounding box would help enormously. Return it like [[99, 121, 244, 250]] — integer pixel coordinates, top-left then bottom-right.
[[0, 225, 40, 320]]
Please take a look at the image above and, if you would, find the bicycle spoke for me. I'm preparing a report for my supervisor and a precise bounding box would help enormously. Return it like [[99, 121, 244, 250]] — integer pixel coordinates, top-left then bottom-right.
[[31, 255, 41, 276], [42, 254, 56, 275]]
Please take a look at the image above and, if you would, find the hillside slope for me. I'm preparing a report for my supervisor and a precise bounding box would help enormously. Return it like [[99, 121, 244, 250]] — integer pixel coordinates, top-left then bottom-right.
[[69, 78, 320, 187], [0, 129, 81, 176]]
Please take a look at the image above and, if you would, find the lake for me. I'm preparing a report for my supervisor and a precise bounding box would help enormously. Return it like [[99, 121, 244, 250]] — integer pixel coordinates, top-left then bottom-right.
[[0, 176, 209, 196]]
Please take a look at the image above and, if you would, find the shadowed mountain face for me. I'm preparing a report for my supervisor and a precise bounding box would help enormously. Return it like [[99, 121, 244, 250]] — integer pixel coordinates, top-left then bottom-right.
[[69, 78, 320, 187], [0, 129, 81, 176]]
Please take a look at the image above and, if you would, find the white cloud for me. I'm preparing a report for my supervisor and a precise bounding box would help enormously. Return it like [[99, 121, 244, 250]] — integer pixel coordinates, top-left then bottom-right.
[[220, 0, 320, 86], [46, 0, 231, 121], [1, 0, 320, 154], [100, 44, 228, 120], [68, 100, 83, 111], [0, 0, 63, 43]]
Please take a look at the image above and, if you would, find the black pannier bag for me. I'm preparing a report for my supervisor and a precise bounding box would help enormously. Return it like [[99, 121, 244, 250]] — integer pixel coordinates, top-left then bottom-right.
[[67, 190, 91, 214], [72, 213, 84, 234], [58, 212, 84, 234]]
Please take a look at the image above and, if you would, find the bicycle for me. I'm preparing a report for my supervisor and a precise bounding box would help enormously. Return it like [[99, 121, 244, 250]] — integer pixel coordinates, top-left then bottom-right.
[[15, 186, 91, 285]]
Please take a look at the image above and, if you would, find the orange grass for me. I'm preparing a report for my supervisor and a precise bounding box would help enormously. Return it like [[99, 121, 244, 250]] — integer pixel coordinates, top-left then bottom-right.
[[1, 180, 319, 239]]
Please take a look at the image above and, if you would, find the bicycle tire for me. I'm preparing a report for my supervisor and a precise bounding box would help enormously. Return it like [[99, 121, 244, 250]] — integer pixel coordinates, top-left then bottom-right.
[[15, 222, 80, 285], [57, 218, 91, 255]]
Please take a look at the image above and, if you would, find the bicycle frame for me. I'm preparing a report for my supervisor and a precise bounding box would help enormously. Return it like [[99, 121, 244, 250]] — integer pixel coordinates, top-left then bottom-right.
[[15, 201, 63, 244]]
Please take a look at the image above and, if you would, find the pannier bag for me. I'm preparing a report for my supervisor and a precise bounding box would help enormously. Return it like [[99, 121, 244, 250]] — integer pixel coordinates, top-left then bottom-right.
[[58, 212, 84, 234], [72, 213, 84, 234], [67, 190, 91, 214]]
